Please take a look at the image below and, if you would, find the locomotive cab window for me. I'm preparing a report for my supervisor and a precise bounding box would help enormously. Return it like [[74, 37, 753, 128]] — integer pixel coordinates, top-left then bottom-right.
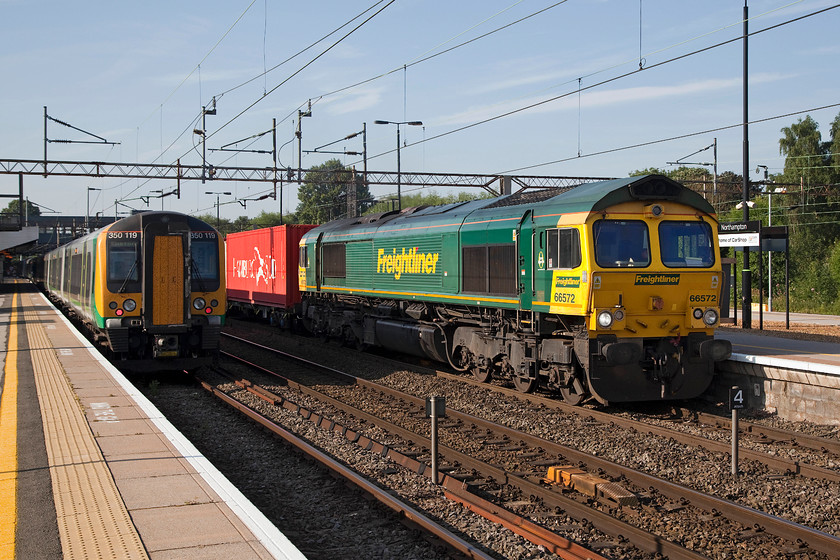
[[299, 246, 308, 268], [593, 220, 650, 268], [191, 237, 221, 291], [546, 228, 582, 269], [659, 221, 715, 268], [107, 237, 141, 293]]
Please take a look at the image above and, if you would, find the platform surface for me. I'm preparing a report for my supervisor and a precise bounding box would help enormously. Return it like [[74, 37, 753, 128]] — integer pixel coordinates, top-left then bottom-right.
[[0, 282, 305, 560]]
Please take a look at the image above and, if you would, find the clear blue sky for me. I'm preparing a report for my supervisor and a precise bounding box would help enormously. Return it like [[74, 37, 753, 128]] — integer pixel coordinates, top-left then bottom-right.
[[1, 0, 838, 221]]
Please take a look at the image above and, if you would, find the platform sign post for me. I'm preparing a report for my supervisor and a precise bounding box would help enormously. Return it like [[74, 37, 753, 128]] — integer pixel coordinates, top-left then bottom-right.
[[425, 396, 446, 484], [729, 386, 746, 478]]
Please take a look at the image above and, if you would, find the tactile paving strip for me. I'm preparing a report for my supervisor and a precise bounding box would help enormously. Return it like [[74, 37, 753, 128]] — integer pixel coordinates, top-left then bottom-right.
[[23, 301, 148, 560]]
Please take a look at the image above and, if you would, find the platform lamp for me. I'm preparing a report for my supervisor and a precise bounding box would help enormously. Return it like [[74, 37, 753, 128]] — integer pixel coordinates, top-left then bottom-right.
[[205, 191, 231, 229], [86, 187, 101, 233], [374, 120, 423, 211]]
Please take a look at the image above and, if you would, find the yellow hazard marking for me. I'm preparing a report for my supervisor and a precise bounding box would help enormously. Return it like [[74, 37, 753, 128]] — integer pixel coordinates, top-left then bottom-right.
[[0, 293, 19, 559]]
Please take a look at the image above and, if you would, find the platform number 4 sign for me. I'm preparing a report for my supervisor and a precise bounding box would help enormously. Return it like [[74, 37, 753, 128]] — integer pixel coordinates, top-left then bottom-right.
[[729, 386, 746, 411]]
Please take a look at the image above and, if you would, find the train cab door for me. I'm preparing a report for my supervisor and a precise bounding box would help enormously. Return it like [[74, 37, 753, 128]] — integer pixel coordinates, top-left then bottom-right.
[[149, 234, 185, 326], [143, 218, 189, 327], [517, 210, 534, 310], [314, 232, 324, 291]]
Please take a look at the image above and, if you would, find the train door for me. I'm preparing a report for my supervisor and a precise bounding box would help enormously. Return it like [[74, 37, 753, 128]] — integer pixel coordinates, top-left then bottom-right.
[[146, 231, 187, 326], [315, 232, 324, 291], [517, 210, 534, 309]]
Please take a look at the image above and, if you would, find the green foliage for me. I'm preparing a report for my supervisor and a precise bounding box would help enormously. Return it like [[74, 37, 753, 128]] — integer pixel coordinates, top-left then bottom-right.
[[778, 115, 832, 185], [364, 190, 489, 214], [295, 159, 372, 224], [2, 199, 40, 216]]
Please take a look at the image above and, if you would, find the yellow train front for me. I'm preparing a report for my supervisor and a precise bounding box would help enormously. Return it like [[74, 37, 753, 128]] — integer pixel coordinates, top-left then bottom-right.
[[44, 211, 225, 371], [530, 176, 732, 404]]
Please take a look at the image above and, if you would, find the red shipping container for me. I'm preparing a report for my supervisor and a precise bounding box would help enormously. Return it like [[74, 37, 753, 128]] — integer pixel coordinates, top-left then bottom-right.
[[226, 225, 316, 310]]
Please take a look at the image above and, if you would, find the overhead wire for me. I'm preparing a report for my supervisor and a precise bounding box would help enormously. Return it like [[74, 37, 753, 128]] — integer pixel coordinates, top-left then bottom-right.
[[182, 0, 396, 157], [357, 4, 840, 171]]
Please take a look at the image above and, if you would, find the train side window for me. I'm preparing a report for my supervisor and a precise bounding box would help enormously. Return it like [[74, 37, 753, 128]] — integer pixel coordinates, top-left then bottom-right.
[[546, 228, 582, 269], [299, 246, 308, 268]]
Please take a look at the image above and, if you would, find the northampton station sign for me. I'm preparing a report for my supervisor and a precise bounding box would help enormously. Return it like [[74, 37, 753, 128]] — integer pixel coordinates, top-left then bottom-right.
[[718, 220, 761, 247]]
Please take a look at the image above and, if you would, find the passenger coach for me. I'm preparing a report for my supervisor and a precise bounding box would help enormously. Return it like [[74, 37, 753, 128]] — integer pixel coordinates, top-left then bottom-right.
[[298, 175, 732, 405], [44, 211, 225, 370]]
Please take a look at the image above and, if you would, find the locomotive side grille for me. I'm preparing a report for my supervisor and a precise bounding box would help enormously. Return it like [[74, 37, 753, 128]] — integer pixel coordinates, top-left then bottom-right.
[[151, 235, 184, 325]]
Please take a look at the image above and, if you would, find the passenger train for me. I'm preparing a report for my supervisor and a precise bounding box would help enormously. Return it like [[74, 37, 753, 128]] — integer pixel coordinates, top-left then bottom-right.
[[40, 211, 225, 370]]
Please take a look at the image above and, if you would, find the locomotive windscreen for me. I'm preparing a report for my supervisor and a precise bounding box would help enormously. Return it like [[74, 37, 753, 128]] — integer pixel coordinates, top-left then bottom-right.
[[107, 237, 141, 292], [190, 236, 221, 291], [594, 220, 650, 268], [659, 221, 715, 268]]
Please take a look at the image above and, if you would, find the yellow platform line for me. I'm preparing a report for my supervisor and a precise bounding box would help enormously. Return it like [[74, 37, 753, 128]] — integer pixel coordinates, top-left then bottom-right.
[[23, 295, 148, 560], [0, 294, 19, 560]]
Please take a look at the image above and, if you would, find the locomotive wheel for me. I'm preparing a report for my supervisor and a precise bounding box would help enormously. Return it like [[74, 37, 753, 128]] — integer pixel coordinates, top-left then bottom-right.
[[471, 366, 492, 383], [559, 378, 586, 405], [513, 375, 536, 393]]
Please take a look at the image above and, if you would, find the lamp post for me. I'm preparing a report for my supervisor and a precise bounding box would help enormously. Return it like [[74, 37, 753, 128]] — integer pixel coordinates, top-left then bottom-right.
[[374, 120, 423, 211], [86, 187, 101, 233], [193, 97, 216, 184], [205, 191, 231, 229], [150, 189, 165, 210]]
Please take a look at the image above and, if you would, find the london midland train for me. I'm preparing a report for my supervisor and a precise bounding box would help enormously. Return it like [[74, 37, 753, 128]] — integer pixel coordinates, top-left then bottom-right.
[[41, 211, 226, 370], [289, 174, 732, 405]]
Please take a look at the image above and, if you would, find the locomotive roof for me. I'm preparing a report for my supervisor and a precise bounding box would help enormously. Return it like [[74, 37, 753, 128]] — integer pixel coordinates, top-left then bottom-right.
[[306, 174, 714, 240], [531, 174, 716, 215]]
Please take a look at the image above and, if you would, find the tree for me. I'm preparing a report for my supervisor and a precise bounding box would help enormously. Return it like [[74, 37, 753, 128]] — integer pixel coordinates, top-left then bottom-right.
[[364, 190, 489, 215], [295, 159, 372, 224], [778, 115, 830, 185], [2, 199, 40, 217], [252, 211, 286, 228]]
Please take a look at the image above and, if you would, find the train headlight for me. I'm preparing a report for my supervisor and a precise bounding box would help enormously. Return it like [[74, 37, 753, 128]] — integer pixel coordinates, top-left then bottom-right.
[[109, 301, 118, 310], [693, 308, 703, 320], [123, 299, 136, 312], [597, 310, 614, 328], [702, 308, 719, 326], [210, 299, 219, 307], [193, 297, 206, 310]]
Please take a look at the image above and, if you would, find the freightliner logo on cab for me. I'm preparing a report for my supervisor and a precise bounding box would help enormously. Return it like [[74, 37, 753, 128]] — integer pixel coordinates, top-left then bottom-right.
[[634, 273, 680, 285]]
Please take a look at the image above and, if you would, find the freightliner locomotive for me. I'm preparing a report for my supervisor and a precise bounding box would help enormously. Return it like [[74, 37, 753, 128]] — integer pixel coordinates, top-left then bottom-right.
[[296, 175, 732, 405]]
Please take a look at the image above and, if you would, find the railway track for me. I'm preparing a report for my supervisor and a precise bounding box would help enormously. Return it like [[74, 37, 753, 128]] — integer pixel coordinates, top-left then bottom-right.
[[218, 330, 840, 559]]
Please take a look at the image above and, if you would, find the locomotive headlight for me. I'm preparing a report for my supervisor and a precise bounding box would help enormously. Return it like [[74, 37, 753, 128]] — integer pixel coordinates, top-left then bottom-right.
[[613, 309, 625, 321], [693, 308, 704, 320], [702, 308, 719, 326], [597, 310, 614, 328], [123, 299, 137, 312], [193, 297, 206, 310]]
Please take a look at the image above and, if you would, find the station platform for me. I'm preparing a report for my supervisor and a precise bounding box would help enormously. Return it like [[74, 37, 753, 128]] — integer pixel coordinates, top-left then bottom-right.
[[0, 281, 305, 560], [715, 325, 840, 425]]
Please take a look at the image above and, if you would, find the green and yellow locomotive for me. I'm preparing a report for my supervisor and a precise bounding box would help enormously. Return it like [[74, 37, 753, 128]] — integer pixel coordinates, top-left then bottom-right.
[[298, 175, 731, 404], [44, 211, 226, 370]]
